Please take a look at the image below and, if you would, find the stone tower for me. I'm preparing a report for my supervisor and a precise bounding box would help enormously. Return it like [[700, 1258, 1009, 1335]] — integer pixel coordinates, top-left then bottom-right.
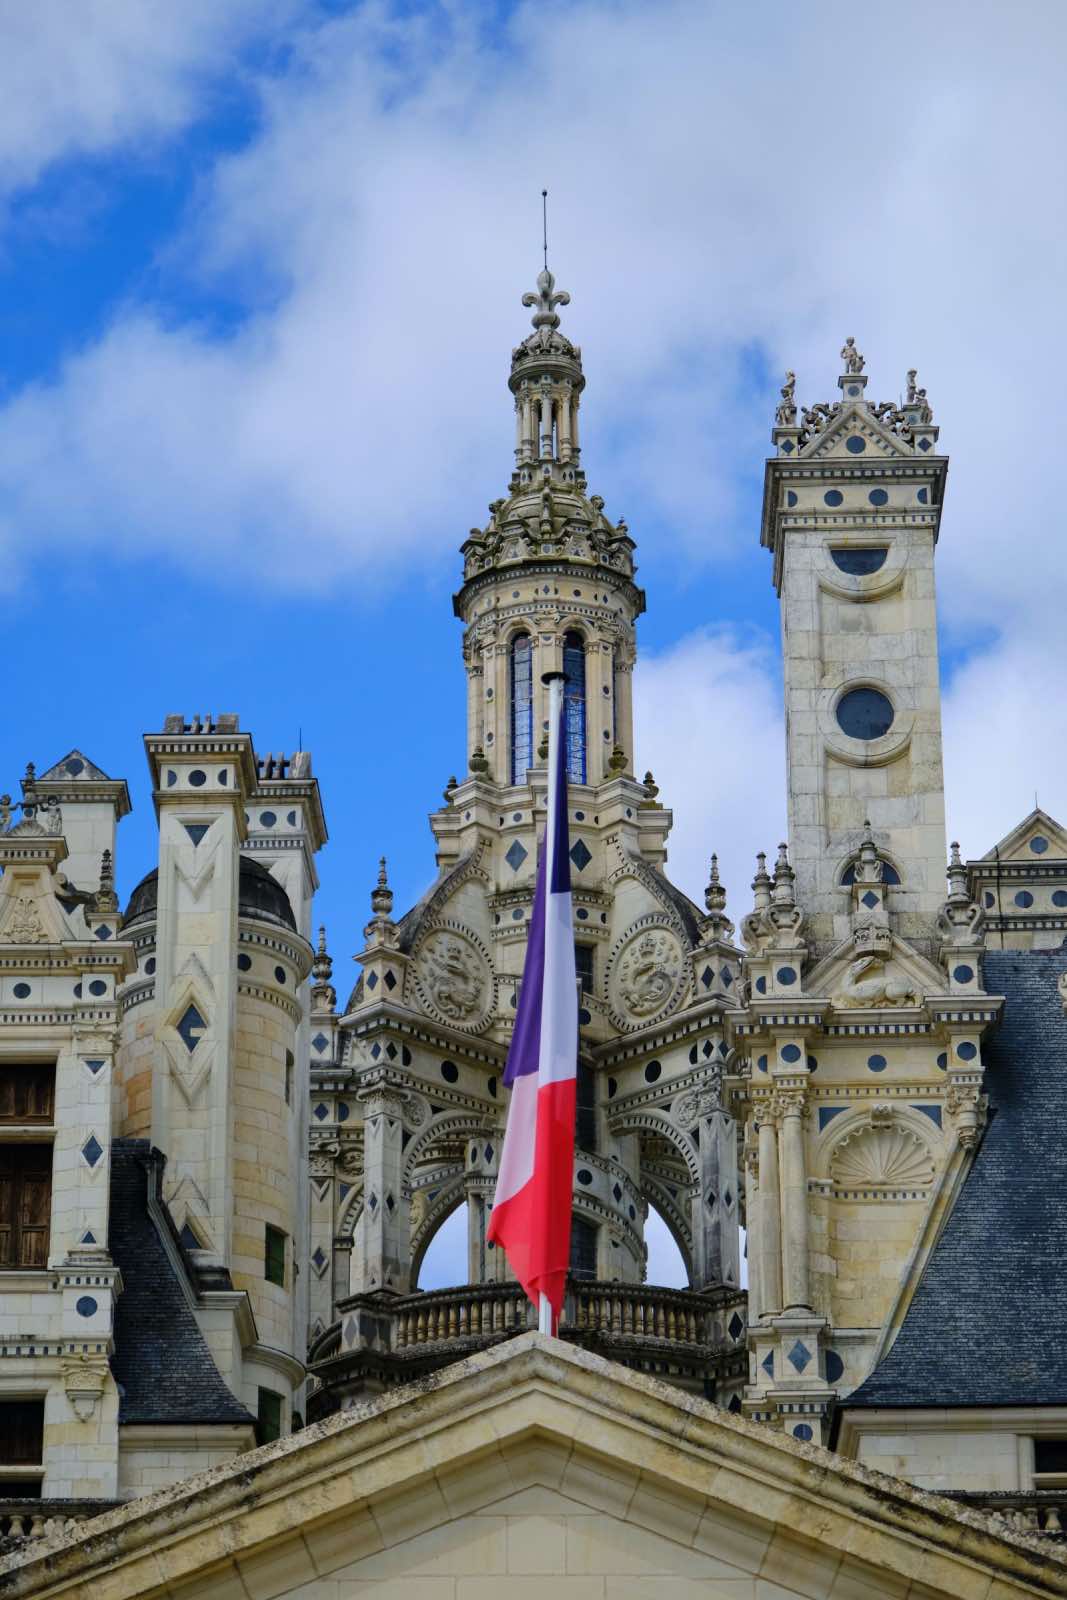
[[761, 351, 948, 955], [116, 717, 320, 1425], [305, 270, 749, 1413]]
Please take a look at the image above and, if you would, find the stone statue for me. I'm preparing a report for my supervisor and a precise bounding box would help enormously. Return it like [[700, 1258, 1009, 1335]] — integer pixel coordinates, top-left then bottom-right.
[[775, 371, 797, 426], [840, 337, 865, 375]]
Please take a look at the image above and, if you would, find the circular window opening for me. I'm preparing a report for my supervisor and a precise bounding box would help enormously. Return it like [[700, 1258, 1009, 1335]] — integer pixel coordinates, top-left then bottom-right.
[[836, 687, 894, 741], [830, 547, 887, 576]]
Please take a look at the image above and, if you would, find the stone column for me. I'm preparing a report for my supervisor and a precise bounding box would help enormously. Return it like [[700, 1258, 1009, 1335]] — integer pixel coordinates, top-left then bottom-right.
[[357, 1085, 411, 1294], [757, 1109, 782, 1318], [467, 657, 484, 765], [307, 1145, 337, 1339], [521, 393, 534, 462], [745, 1152, 764, 1321], [464, 1131, 506, 1284], [558, 386, 572, 462], [613, 658, 634, 772], [539, 390, 552, 458], [690, 1104, 740, 1290], [779, 1092, 811, 1311]]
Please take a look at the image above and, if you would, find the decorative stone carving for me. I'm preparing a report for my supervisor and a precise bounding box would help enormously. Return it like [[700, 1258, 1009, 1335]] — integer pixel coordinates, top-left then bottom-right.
[[309, 1141, 340, 1180], [415, 929, 490, 1029], [832, 954, 921, 1009], [831, 1122, 933, 1191], [62, 1353, 109, 1422], [613, 928, 683, 1021], [673, 1084, 722, 1128], [6, 895, 47, 943], [337, 1144, 364, 1177]]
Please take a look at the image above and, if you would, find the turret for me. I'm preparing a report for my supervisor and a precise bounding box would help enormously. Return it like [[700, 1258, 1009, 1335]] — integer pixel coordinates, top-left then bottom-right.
[[453, 267, 645, 788]]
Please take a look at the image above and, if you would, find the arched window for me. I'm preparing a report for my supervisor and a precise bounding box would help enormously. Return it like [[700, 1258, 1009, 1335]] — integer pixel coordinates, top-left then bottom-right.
[[562, 631, 587, 783], [510, 634, 533, 784]]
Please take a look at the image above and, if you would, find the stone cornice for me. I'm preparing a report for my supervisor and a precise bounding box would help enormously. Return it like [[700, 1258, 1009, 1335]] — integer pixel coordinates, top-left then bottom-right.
[[2, 1334, 1064, 1599]]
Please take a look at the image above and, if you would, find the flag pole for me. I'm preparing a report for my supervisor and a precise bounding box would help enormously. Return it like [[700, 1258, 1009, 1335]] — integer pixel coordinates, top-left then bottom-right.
[[540, 670, 566, 1339], [539, 1293, 553, 1335]]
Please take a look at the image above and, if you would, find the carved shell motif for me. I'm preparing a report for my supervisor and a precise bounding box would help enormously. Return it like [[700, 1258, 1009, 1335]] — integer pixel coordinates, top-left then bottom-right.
[[831, 1125, 934, 1191]]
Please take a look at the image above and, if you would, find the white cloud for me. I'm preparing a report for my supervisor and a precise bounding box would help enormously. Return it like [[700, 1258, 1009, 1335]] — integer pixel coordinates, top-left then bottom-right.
[[0, 0, 1063, 614], [0, 0, 1065, 825], [0, 1, 299, 205], [942, 635, 1067, 859], [633, 627, 786, 914]]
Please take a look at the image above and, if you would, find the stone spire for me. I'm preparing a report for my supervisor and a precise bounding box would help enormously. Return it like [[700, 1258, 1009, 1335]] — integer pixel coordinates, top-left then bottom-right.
[[311, 925, 336, 1013], [452, 268, 646, 788]]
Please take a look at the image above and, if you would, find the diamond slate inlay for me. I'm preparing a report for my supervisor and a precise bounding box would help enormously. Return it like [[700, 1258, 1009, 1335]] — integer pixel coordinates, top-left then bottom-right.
[[82, 1134, 103, 1169], [176, 1004, 207, 1053], [569, 839, 592, 872], [761, 1350, 774, 1376], [505, 839, 529, 872], [861, 890, 879, 909], [312, 1032, 329, 1053], [729, 1312, 745, 1341], [313, 1103, 328, 1121], [788, 1340, 812, 1373]]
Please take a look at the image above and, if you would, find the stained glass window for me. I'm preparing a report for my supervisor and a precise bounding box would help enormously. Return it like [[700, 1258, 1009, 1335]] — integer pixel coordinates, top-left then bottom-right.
[[563, 631, 587, 783], [510, 634, 533, 784]]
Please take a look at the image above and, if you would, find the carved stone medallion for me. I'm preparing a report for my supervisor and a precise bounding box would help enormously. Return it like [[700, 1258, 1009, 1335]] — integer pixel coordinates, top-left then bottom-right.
[[413, 925, 493, 1032], [608, 923, 685, 1029]]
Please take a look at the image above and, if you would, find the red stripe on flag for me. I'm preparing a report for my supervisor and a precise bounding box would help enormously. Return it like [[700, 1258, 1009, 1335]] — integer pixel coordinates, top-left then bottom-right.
[[486, 1075, 575, 1327]]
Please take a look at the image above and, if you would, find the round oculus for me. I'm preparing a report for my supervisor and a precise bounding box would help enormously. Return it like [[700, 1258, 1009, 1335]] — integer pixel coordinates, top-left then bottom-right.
[[836, 687, 894, 740]]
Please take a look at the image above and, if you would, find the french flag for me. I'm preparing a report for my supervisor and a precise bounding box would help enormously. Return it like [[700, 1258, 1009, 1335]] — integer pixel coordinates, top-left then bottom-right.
[[487, 673, 577, 1333]]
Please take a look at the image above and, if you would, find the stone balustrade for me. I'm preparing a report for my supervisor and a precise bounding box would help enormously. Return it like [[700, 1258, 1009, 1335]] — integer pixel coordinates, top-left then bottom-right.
[[308, 1278, 747, 1418], [942, 1490, 1067, 1536], [0, 1499, 120, 1550], [395, 1284, 532, 1348]]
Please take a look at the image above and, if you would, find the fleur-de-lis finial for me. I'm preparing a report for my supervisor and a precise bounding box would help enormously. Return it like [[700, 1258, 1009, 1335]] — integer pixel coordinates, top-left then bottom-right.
[[522, 267, 570, 331]]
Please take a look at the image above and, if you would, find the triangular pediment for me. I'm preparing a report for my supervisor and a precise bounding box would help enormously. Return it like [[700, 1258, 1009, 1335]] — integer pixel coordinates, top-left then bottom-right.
[[4, 1335, 1061, 1599], [37, 747, 111, 782], [807, 931, 948, 1009], [978, 806, 1067, 863], [0, 858, 79, 946], [800, 403, 914, 462]]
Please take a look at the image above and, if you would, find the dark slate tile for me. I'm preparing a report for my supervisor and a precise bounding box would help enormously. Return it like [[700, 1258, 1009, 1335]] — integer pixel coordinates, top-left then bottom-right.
[[108, 1139, 254, 1426], [846, 951, 1067, 1410]]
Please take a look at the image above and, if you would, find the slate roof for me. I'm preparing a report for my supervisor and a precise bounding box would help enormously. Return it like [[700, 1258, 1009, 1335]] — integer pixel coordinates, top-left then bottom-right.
[[842, 949, 1067, 1412], [123, 856, 297, 932], [108, 1140, 254, 1426]]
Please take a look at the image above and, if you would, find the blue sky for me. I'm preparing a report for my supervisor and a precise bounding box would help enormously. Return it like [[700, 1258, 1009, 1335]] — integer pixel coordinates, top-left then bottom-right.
[[3, 1, 1067, 1280]]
